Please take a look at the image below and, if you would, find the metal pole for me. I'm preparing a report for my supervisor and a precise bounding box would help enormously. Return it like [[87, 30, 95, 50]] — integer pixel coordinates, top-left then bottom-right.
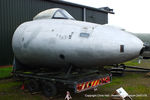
[[83, 8, 86, 21]]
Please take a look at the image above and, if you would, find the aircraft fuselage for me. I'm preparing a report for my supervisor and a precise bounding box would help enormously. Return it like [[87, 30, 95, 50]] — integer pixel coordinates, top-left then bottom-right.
[[12, 19, 143, 68]]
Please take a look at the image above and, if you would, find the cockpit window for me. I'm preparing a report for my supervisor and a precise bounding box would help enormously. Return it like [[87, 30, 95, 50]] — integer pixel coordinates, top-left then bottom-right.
[[54, 11, 65, 18], [33, 8, 76, 20], [53, 9, 75, 20]]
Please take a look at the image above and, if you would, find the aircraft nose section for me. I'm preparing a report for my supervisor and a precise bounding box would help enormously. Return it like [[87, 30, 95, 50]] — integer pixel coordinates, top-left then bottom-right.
[[119, 32, 144, 59]]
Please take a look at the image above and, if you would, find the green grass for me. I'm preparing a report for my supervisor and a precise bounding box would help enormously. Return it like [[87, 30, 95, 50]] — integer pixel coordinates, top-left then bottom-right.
[[0, 80, 21, 92], [98, 73, 150, 100], [0, 67, 12, 78], [124, 58, 139, 66], [0, 74, 150, 100], [0, 79, 46, 100]]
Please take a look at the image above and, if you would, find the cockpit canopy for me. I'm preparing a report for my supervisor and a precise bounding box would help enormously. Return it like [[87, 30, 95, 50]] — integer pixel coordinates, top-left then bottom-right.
[[33, 8, 75, 20]]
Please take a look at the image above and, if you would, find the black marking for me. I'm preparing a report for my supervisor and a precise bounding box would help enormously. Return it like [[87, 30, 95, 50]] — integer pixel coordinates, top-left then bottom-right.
[[69, 35, 72, 39], [59, 54, 65, 60], [22, 37, 24, 41], [120, 45, 124, 52], [89, 83, 91, 86], [51, 29, 54, 32]]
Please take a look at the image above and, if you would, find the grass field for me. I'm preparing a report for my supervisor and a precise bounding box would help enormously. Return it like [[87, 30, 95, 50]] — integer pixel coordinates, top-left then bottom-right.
[[0, 59, 150, 100], [0, 66, 12, 79]]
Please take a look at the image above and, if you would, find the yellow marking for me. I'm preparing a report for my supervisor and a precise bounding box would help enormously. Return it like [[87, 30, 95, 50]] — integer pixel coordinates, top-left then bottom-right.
[[86, 82, 89, 88], [82, 83, 85, 90], [97, 80, 99, 85], [94, 80, 98, 86], [91, 81, 94, 86]]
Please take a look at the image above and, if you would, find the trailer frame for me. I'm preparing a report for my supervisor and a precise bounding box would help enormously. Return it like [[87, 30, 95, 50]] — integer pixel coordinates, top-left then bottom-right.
[[13, 68, 112, 96]]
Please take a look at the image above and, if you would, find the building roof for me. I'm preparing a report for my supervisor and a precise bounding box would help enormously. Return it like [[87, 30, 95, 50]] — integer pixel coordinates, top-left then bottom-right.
[[47, 0, 114, 14]]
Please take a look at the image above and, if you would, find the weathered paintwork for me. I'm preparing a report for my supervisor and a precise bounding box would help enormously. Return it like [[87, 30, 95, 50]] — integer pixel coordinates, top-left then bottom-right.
[[12, 9, 144, 68]]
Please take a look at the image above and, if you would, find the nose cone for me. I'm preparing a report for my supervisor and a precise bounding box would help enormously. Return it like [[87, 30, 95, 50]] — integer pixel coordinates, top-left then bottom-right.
[[123, 32, 144, 59], [112, 30, 144, 63], [95, 27, 144, 65]]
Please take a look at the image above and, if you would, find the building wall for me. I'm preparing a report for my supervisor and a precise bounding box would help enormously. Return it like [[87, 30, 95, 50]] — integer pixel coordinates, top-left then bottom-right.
[[0, 0, 108, 65]]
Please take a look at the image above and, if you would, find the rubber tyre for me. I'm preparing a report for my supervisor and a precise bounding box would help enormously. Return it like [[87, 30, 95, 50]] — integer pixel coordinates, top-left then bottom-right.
[[41, 81, 57, 97], [25, 79, 40, 93]]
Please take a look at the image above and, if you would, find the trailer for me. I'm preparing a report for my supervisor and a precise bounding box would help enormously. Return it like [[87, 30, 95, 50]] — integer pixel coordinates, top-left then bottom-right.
[[13, 64, 112, 97], [110, 64, 150, 76]]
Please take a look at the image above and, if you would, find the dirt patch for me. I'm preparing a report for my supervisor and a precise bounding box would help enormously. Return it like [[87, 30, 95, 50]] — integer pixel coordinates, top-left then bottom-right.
[[0, 65, 12, 68]]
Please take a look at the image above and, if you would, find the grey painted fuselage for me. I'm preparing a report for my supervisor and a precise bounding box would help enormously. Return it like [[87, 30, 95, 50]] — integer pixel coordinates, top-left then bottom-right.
[[12, 19, 143, 68], [12, 9, 144, 68]]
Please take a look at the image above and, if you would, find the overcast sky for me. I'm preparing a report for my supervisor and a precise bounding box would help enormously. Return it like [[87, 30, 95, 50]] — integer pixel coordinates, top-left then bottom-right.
[[64, 0, 150, 33]]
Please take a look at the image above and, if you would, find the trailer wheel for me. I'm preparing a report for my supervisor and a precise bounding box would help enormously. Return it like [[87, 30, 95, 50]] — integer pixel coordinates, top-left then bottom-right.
[[41, 81, 57, 97], [25, 79, 39, 93]]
